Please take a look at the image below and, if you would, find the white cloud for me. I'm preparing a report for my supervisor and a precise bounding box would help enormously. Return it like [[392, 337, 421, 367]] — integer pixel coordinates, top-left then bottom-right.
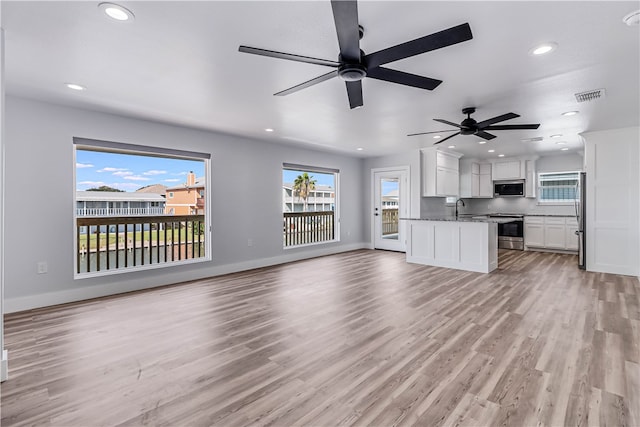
[[143, 170, 167, 176], [173, 171, 189, 176], [78, 181, 106, 187], [164, 178, 180, 182], [113, 171, 134, 177], [76, 163, 94, 169], [123, 175, 151, 181], [98, 167, 128, 173]]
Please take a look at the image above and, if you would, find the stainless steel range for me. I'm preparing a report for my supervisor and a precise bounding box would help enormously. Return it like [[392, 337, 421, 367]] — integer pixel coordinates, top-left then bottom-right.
[[488, 214, 524, 250]]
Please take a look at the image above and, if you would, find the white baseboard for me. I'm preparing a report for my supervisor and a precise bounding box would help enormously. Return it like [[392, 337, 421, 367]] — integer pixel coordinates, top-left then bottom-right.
[[5, 242, 369, 313], [1, 350, 7, 382]]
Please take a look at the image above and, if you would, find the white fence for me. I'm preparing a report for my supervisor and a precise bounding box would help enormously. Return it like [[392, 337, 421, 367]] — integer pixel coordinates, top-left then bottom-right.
[[76, 207, 166, 217]]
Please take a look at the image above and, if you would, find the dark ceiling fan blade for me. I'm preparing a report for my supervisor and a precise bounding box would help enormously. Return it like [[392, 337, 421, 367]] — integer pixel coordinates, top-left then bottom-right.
[[365, 23, 473, 68], [345, 80, 363, 109], [367, 67, 442, 90], [407, 129, 458, 136], [330, 0, 361, 62], [475, 131, 497, 140], [433, 118, 463, 128], [274, 70, 339, 96], [433, 132, 461, 145], [475, 112, 520, 128], [484, 124, 541, 130], [239, 46, 339, 67]]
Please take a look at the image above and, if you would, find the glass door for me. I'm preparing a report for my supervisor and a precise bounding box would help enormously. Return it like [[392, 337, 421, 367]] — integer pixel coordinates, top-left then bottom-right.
[[373, 169, 408, 252]]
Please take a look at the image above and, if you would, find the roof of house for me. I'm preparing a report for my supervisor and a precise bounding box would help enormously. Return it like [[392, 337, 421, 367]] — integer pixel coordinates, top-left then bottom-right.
[[135, 183, 168, 195], [76, 191, 166, 202], [166, 177, 206, 191]]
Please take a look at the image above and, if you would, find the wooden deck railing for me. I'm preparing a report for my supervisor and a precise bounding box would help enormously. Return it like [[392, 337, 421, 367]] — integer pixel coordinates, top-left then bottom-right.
[[283, 211, 334, 247], [76, 214, 205, 274], [382, 208, 399, 235]]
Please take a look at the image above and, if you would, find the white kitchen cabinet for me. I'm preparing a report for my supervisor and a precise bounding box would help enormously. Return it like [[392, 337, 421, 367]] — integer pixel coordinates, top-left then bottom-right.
[[479, 165, 493, 197], [565, 218, 579, 251], [524, 217, 545, 247], [459, 161, 492, 198], [524, 216, 578, 252], [544, 225, 566, 249], [493, 160, 524, 180], [421, 148, 462, 197], [525, 160, 536, 198]]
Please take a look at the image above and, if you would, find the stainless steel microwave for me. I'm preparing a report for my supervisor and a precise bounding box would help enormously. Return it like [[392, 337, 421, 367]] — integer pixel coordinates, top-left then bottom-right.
[[494, 180, 525, 197]]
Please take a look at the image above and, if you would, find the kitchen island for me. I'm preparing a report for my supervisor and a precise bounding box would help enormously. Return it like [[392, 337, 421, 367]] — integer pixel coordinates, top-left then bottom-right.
[[401, 216, 517, 273]]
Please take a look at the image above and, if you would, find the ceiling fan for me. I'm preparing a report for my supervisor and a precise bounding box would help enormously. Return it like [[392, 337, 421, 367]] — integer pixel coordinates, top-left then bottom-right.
[[408, 107, 541, 144], [238, 1, 473, 109]]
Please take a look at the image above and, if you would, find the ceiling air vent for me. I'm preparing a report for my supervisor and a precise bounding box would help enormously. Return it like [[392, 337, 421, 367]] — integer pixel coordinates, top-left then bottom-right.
[[575, 88, 606, 103]]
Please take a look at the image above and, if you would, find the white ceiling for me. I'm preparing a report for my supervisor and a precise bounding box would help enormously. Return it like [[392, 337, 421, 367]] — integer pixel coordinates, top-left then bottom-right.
[[2, 1, 639, 159]]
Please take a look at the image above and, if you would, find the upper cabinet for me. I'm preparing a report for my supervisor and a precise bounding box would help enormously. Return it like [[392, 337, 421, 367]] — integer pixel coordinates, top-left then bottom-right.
[[460, 161, 493, 198], [525, 160, 536, 198], [492, 160, 524, 181], [421, 148, 463, 197]]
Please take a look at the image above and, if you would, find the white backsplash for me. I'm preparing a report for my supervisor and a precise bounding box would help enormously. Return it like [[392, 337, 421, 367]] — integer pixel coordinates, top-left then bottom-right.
[[464, 197, 577, 216]]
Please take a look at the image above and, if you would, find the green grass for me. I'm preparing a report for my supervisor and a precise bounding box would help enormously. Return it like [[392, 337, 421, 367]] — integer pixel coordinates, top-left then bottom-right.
[[79, 227, 205, 250]]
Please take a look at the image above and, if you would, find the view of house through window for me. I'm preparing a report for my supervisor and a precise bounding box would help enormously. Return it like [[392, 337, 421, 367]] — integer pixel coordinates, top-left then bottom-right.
[[538, 171, 580, 204], [74, 139, 210, 275], [283, 164, 338, 247]]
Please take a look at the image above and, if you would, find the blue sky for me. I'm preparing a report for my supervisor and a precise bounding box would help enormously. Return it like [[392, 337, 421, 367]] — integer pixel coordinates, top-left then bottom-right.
[[76, 150, 205, 191], [283, 170, 335, 187]]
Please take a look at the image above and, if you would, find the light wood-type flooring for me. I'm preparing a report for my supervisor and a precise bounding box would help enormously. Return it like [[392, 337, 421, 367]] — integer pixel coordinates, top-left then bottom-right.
[[1, 249, 639, 426]]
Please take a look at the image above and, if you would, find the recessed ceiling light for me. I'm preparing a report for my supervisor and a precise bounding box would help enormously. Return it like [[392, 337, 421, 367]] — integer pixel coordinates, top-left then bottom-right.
[[550, 134, 562, 138], [448, 145, 456, 149], [562, 111, 579, 116], [65, 83, 86, 91], [478, 140, 486, 145], [99, 3, 135, 21], [555, 141, 567, 145], [433, 135, 442, 139], [530, 42, 557, 56], [356, 147, 364, 151], [264, 128, 274, 132], [498, 154, 505, 157], [623, 10, 640, 26], [561, 147, 569, 151], [488, 149, 495, 153]]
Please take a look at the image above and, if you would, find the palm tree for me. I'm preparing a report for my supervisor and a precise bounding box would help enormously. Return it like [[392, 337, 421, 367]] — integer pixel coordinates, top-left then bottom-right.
[[293, 172, 317, 212]]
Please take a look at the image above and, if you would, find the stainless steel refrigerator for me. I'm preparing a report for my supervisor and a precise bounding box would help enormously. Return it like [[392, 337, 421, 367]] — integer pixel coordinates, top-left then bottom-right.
[[576, 172, 586, 269]]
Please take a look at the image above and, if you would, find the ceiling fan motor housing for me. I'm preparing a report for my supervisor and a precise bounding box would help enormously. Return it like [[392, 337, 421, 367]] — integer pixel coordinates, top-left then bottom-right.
[[460, 117, 477, 134], [338, 63, 367, 81]]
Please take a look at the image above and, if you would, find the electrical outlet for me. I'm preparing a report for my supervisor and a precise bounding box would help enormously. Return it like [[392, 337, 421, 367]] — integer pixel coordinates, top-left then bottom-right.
[[37, 261, 48, 274], [247, 238, 253, 247]]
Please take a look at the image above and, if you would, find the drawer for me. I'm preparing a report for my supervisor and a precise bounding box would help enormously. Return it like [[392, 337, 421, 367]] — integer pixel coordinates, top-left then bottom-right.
[[545, 217, 566, 225], [525, 216, 544, 224]]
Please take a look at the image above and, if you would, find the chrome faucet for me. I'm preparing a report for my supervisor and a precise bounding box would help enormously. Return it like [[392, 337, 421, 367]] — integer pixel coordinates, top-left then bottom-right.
[[455, 198, 465, 218]]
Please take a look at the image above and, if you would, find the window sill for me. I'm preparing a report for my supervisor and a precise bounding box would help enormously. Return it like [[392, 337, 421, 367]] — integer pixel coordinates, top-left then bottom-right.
[[283, 239, 340, 250], [536, 201, 576, 206]]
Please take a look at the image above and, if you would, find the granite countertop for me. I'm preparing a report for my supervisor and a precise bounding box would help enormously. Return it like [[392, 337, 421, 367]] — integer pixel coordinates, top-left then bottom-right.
[[400, 217, 518, 224], [460, 212, 576, 218], [520, 213, 576, 217]]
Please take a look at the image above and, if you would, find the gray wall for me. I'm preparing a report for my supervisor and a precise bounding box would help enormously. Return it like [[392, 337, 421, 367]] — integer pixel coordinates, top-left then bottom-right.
[[4, 96, 366, 311]]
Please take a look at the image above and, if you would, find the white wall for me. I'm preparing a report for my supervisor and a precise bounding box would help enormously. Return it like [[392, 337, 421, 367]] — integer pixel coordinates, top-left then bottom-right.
[[4, 96, 366, 312], [464, 153, 584, 216], [583, 127, 640, 276]]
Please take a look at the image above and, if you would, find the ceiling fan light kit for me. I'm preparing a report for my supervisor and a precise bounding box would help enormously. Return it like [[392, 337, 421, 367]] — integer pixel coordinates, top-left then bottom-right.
[[239, 0, 473, 109]]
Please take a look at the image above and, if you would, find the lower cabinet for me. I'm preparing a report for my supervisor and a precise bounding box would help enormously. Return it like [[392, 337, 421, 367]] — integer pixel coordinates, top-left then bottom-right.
[[524, 216, 578, 252]]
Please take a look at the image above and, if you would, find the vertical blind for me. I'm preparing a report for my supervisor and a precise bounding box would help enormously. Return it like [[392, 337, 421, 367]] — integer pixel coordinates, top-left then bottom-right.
[[538, 171, 580, 202]]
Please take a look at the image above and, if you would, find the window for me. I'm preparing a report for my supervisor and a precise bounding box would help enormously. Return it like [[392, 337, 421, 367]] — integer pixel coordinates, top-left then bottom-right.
[[538, 171, 580, 204], [282, 163, 339, 247], [74, 137, 211, 277]]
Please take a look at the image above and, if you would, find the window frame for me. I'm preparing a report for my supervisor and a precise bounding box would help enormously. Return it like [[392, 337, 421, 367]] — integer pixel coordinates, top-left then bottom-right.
[[282, 163, 340, 249], [73, 137, 212, 279], [537, 170, 581, 205]]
